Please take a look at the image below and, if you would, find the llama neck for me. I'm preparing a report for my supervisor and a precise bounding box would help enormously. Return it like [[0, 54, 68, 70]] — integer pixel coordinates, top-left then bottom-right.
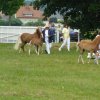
[[92, 36, 100, 47]]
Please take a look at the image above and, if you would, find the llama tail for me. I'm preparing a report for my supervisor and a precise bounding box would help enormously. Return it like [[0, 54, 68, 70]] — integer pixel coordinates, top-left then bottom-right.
[[14, 35, 22, 50], [76, 42, 80, 52]]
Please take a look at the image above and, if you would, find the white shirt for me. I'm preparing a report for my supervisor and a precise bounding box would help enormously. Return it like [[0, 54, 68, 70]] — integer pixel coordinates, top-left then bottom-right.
[[62, 28, 70, 39], [45, 30, 49, 37]]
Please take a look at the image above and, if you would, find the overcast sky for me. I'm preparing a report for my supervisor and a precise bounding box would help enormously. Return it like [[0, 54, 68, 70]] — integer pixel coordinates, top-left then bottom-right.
[[25, 0, 35, 1]]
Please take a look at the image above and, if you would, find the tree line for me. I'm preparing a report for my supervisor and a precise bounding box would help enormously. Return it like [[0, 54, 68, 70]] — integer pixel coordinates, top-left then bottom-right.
[[33, 0, 100, 34], [0, 0, 100, 36]]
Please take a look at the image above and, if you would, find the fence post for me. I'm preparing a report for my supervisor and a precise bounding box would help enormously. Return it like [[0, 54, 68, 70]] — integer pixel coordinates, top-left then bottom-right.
[[78, 29, 80, 42]]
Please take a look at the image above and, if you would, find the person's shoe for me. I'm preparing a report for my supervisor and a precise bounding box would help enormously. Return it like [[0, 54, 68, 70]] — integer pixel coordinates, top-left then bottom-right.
[[59, 48, 61, 51]]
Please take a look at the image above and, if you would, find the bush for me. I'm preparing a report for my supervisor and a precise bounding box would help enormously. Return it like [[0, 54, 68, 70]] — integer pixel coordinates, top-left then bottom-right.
[[24, 22, 35, 26], [34, 20, 45, 26], [57, 19, 64, 24], [24, 19, 45, 26], [83, 32, 96, 40], [0, 17, 23, 26], [0, 20, 9, 26], [10, 18, 23, 26]]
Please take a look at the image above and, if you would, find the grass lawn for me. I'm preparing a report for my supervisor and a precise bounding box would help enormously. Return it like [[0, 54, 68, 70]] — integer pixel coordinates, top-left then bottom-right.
[[0, 43, 100, 100]]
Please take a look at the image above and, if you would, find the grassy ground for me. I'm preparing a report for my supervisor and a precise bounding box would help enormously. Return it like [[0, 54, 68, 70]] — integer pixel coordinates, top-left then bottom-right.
[[0, 43, 100, 100]]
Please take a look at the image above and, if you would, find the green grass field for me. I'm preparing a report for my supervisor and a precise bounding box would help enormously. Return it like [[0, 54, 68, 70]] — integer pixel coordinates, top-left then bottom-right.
[[0, 43, 100, 100]]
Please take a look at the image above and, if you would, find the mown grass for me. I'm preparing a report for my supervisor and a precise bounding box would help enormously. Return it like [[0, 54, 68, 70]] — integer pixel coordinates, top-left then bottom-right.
[[0, 43, 100, 100]]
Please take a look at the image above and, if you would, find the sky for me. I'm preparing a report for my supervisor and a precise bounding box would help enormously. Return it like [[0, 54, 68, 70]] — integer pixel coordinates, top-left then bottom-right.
[[25, 0, 35, 1], [24, 0, 35, 5]]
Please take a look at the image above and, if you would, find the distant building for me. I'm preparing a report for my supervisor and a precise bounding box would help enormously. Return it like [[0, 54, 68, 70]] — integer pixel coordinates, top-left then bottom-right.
[[15, 6, 44, 24]]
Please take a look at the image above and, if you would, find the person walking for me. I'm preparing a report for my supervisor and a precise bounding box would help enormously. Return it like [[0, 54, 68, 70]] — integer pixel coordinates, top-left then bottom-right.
[[59, 24, 70, 51], [42, 23, 52, 54]]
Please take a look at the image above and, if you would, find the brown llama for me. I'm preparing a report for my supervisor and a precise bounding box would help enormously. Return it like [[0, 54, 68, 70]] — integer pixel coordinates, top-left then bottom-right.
[[28, 29, 43, 55], [77, 35, 100, 64], [14, 28, 43, 55]]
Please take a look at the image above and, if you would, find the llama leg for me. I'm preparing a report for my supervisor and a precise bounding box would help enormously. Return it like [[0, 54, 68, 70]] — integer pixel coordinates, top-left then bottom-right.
[[28, 42, 31, 55], [95, 55, 99, 64], [21, 45, 25, 52], [88, 58, 91, 63], [78, 55, 80, 63], [28, 44, 31, 55], [96, 60, 99, 65], [80, 55, 84, 64], [20, 43, 25, 52], [36, 46, 40, 55], [41, 46, 43, 54], [29, 49, 31, 55], [34, 45, 38, 54], [37, 46, 40, 55], [78, 55, 82, 63], [18, 43, 23, 53], [88, 52, 92, 63], [19, 48, 22, 53]]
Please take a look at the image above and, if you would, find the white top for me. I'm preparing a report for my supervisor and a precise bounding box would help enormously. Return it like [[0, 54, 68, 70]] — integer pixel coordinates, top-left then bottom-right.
[[62, 27, 70, 39], [45, 30, 49, 37]]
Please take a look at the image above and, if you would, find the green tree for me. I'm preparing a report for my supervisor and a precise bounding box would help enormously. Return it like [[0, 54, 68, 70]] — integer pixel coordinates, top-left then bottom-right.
[[0, 19, 9, 26], [33, 0, 100, 33], [0, 0, 24, 25], [10, 17, 23, 26]]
